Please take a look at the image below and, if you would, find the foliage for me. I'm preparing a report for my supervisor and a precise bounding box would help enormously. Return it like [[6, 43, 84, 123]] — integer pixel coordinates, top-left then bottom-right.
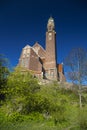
[[1, 66, 87, 129], [0, 110, 7, 125], [64, 48, 87, 108], [0, 54, 9, 101], [1, 83, 87, 129], [78, 107, 87, 129], [6, 67, 41, 114]]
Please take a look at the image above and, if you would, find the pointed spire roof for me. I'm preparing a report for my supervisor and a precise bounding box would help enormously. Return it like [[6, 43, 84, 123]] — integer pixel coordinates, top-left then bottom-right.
[[48, 16, 54, 22]]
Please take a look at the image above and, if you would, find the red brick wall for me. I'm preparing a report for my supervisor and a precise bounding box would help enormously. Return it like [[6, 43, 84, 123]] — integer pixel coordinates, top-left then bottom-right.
[[29, 49, 42, 72]]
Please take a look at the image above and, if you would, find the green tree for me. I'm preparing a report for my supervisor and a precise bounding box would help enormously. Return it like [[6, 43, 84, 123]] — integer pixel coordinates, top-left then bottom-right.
[[65, 48, 87, 108], [6, 67, 40, 114], [0, 54, 9, 101]]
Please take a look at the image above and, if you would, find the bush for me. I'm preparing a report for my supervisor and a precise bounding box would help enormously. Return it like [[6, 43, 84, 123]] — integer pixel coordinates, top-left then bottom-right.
[[0, 111, 7, 125], [27, 112, 44, 121], [7, 112, 44, 123], [21, 94, 51, 114], [78, 108, 87, 129], [7, 112, 25, 123]]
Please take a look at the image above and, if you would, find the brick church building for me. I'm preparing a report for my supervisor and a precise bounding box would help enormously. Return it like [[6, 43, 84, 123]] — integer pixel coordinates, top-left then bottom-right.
[[19, 17, 65, 81]]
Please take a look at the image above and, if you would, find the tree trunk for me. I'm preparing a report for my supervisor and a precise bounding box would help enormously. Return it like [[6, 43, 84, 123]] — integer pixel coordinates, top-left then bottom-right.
[[79, 92, 82, 108], [79, 84, 82, 108]]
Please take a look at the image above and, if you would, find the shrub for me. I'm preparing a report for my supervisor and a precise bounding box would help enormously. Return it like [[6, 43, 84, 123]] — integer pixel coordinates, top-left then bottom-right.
[[7, 112, 25, 123], [78, 108, 87, 129], [0, 111, 7, 125]]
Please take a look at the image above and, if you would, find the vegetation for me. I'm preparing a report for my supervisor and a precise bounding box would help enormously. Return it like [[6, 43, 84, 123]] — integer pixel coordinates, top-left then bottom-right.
[[1, 54, 87, 129], [0, 54, 9, 102], [64, 48, 87, 108]]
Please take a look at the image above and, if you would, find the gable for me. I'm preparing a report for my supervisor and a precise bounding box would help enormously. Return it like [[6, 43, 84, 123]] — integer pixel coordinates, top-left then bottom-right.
[[33, 42, 46, 60]]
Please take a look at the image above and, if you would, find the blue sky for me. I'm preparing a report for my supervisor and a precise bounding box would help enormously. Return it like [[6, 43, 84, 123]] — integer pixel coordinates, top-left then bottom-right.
[[0, 0, 87, 69]]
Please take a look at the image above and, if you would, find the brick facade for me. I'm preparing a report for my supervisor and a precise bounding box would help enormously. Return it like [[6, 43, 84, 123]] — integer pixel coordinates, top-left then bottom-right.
[[18, 17, 65, 81]]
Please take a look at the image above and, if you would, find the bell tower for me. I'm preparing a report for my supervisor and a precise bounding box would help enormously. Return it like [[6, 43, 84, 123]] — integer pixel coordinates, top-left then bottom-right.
[[44, 17, 57, 80]]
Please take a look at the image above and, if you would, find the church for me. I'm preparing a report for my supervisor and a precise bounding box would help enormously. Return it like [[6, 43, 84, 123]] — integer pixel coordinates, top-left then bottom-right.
[[18, 17, 65, 82]]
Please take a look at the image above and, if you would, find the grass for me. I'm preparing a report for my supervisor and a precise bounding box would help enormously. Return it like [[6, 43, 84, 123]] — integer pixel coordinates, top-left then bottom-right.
[[0, 119, 81, 130], [0, 121, 64, 130], [0, 122, 81, 130]]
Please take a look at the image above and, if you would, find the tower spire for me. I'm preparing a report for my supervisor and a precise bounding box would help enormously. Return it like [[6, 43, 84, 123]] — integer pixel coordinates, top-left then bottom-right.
[[47, 17, 55, 32]]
